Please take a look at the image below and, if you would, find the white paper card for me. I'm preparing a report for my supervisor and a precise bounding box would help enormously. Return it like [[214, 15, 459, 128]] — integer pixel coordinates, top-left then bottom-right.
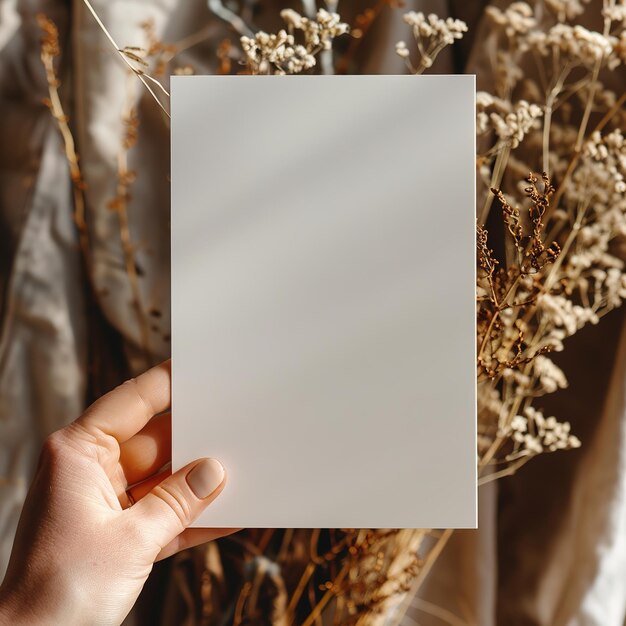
[[171, 75, 476, 528]]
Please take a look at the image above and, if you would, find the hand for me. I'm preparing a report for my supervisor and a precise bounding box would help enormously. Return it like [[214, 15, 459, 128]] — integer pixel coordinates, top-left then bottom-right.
[[0, 360, 234, 626]]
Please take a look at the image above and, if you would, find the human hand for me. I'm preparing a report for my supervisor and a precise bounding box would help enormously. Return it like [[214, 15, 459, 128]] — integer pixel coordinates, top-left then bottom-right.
[[0, 360, 234, 626]]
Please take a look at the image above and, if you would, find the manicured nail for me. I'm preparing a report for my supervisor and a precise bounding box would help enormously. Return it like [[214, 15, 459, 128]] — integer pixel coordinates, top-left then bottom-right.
[[186, 458, 225, 499]]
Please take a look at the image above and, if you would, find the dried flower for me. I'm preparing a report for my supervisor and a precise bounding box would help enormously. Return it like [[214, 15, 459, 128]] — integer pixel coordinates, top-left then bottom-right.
[[477, 93, 543, 151], [396, 11, 467, 73], [486, 2, 536, 39], [603, 3, 626, 22], [241, 8, 348, 75], [545, 0, 591, 20], [501, 407, 581, 459], [531, 24, 620, 69]]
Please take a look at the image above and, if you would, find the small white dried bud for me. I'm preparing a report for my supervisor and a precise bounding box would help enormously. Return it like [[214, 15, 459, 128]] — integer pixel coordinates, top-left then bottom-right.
[[395, 41, 410, 58]]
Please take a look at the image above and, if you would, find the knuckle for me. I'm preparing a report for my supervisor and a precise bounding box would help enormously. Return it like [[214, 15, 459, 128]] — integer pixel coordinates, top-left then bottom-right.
[[92, 430, 119, 459], [37, 431, 76, 477], [122, 378, 154, 418], [60, 422, 117, 463], [153, 482, 193, 530], [40, 431, 67, 462]]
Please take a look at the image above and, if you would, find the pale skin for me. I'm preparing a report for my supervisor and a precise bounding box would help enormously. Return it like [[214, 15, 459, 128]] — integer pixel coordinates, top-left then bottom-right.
[[0, 360, 235, 626]]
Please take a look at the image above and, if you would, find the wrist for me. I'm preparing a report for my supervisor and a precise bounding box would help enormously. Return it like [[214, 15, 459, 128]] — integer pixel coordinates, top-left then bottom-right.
[[0, 584, 36, 626], [0, 574, 81, 626]]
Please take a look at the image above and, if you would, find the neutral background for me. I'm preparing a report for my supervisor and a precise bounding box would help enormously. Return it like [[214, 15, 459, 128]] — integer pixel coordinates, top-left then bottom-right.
[[0, 1, 625, 624]]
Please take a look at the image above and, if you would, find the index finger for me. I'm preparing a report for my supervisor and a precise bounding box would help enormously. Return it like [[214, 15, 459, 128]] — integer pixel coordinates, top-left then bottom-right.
[[76, 360, 171, 443]]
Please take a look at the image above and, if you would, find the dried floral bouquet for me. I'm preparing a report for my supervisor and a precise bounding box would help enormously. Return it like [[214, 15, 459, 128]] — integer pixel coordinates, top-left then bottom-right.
[[36, 0, 626, 624]]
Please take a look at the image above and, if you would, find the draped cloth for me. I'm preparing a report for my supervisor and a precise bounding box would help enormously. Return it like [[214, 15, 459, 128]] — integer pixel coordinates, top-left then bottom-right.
[[1, 1, 625, 624]]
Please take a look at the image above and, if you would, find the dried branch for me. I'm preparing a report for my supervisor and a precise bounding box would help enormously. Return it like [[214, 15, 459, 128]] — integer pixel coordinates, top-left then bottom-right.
[[82, 0, 170, 118]]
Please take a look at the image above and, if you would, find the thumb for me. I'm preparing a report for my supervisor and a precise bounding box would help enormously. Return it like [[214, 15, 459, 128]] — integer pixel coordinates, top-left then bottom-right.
[[129, 458, 226, 550]]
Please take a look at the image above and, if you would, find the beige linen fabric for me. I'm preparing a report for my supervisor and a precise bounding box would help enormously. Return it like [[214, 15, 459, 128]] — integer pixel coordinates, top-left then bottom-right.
[[0, 1, 625, 624]]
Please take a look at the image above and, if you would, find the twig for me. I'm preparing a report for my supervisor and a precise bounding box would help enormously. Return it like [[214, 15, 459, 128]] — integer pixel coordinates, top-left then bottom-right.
[[208, 0, 254, 37], [300, 561, 350, 626], [387, 529, 454, 626], [542, 64, 572, 177], [38, 15, 90, 266], [108, 76, 152, 366], [287, 563, 316, 623], [411, 598, 469, 626], [478, 456, 530, 485], [550, 90, 626, 217], [574, 9, 612, 151], [81, 0, 170, 118], [301, 0, 317, 19]]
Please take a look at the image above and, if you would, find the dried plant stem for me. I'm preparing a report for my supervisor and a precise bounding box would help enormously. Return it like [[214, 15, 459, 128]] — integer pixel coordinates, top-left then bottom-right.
[[363, 530, 428, 626], [320, 0, 339, 76], [479, 411, 513, 471], [320, 45, 335, 74], [287, 563, 316, 622], [479, 144, 510, 225], [542, 65, 571, 177], [479, 310, 552, 475], [550, 89, 626, 215], [110, 81, 151, 364], [81, 0, 170, 118], [208, 0, 254, 37], [39, 21, 90, 265], [233, 581, 252, 626], [478, 455, 529, 485], [278, 528, 294, 562], [301, 0, 317, 19], [319, 0, 336, 75], [300, 562, 350, 626], [576, 64, 601, 152], [257, 528, 275, 553], [542, 95, 555, 177], [411, 598, 468, 626], [543, 206, 587, 291], [388, 529, 454, 626], [478, 271, 523, 361], [575, 8, 612, 151], [160, 24, 216, 66]]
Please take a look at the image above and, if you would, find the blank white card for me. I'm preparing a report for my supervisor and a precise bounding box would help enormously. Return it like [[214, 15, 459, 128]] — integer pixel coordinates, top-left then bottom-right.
[[171, 75, 476, 528]]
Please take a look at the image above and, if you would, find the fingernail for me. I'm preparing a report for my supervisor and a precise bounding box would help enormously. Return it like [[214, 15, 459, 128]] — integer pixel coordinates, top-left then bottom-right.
[[186, 458, 225, 499]]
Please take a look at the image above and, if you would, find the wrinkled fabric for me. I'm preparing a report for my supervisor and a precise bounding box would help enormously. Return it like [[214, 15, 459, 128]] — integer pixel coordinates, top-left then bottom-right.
[[0, 1, 625, 625]]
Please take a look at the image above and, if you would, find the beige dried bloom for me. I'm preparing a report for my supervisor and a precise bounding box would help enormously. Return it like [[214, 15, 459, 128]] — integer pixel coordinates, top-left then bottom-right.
[[241, 30, 315, 75], [240, 9, 348, 74], [545, 0, 591, 19], [402, 11, 467, 45], [616, 31, 626, 63], [486, 2, 536, 39], [241, 8, 348, 75], [582, 129, 626, 193], [281, 8, 349, 51], [477, 92, 543, 151], [502, 407, 581, 460], [478, 127, 626, 479], [537, 294, 599, 335], [531, 24, 619, 69], [532, 355, 568, 393], [603, 3, 626, 22], [38, 13, 61, 59], [395, 40, 410, 58], [396, 11, 467, 73]]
